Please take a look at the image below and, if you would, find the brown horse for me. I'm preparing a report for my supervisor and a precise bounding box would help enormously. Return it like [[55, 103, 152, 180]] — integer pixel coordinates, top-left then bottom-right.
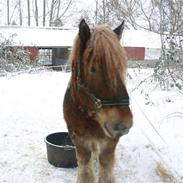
[[63, 19, 133, 183]]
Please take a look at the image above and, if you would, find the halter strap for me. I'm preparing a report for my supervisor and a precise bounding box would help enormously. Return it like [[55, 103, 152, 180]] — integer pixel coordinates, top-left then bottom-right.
[[91, 94, 130, 112]]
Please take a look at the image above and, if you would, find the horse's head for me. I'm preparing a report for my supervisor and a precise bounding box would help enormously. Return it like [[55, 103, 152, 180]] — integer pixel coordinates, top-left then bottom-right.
[[70, 19, 133, 139]]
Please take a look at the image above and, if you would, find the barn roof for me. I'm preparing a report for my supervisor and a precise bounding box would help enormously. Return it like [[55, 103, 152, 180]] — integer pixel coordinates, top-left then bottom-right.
[[123, 29, 161, 49], [0, 26, 77, 48], [0, 26, 161, 49]]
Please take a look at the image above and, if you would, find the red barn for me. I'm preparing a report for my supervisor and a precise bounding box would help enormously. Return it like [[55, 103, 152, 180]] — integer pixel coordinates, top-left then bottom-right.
[[125, 47, 145, 61]]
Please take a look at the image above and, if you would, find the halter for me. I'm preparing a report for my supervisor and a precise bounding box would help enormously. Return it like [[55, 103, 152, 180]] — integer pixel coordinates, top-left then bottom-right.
[[76, 57, 130, 112]]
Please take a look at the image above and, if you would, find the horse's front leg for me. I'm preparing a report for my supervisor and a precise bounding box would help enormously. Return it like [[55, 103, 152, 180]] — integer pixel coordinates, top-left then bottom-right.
[[76, 143, 95, 183], [98, 140, 118, 183]]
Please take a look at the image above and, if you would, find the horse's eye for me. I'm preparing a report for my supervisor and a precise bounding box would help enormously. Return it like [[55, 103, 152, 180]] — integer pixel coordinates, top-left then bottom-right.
[[91, 66, 96, 73]]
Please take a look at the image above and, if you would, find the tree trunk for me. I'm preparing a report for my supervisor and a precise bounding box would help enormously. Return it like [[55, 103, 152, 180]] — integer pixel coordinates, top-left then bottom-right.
[[27, 0, 30, 26], [43, 0, 46, 26], [7, 0, 10, 25], [18, 0, 23, 25], [56, 0, 61, 20], [49, 0, 55, 26], [95, 0, 98, 24], [35, 0, 39, 26], [102, 0, 106, 24]]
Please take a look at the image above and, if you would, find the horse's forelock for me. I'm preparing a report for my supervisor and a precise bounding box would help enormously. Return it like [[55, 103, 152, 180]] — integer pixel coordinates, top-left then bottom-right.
[[86, 26, 127, 89]]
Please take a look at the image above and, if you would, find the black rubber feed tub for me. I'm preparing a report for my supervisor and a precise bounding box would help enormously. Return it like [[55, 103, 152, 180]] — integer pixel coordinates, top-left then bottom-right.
[[45, 132, 77, 168]]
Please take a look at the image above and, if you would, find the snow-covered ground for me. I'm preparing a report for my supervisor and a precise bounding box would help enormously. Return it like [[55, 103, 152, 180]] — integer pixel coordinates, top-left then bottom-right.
[[0, 69, 183, 183]]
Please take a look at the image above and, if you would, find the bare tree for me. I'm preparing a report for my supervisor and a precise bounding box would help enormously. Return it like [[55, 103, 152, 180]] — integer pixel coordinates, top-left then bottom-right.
[[18, 0, 23, 25], [7, 0, 10, 25], [160, 0, 183, 34], [35, 0, 39, 26], [95, 0, 99, 24], [102, 0, 106, 24], [51, 0, 63, 26], [9, 2, 19, 25], [94, 0, 138, 27], [43, 0, 46, 26], [95, 0, 112, 25], [48, 0, 74, 27], [27, 0, 31, 26], [94, 0, 183, 33], [49, 0, 55, 26], [56, 0, 61, 20], [3, 0, 77, 27]]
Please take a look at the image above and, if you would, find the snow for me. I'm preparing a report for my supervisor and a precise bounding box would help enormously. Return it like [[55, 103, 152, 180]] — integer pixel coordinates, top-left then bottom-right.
[[122, 29, 161, 49], [0, 27, 77, 47], [0, 69, 183, 183], [0, 26, 161, 49]]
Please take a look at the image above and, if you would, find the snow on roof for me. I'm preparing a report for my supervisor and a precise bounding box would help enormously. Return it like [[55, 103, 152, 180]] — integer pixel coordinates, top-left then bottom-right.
[[0, 26, 161, 48], [122, 29, 161, 49], [0, 26, 77, 47]]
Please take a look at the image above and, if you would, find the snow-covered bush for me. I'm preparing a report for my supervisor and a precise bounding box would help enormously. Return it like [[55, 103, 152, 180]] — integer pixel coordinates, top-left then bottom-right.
[[0, 34, 39, 75], [153, 33, 183, 90]]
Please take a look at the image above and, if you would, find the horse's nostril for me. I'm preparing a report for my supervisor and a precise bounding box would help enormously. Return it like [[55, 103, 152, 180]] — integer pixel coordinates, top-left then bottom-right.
[[113, 123, 127, 132]]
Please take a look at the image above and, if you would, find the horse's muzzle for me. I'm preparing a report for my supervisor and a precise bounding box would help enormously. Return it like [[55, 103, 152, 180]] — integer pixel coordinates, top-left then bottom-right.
[[104, 121, 132, 138]]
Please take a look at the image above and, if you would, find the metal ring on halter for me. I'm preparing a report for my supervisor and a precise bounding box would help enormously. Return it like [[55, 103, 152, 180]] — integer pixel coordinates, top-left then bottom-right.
[[94, 98, 102, 110]]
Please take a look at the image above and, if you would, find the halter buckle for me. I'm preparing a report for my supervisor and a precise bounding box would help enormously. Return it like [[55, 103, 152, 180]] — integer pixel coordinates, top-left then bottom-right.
[[95, 98, 102, 110]]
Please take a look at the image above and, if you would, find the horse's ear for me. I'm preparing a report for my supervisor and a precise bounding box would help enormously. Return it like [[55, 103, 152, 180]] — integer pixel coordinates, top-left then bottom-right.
[[113, 20, 125, 40], [79, 19, 91, 50]]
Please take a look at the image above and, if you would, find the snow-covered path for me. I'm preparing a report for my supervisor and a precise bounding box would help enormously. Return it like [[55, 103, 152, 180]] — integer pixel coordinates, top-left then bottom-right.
[[0, 70, 183, 183]]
